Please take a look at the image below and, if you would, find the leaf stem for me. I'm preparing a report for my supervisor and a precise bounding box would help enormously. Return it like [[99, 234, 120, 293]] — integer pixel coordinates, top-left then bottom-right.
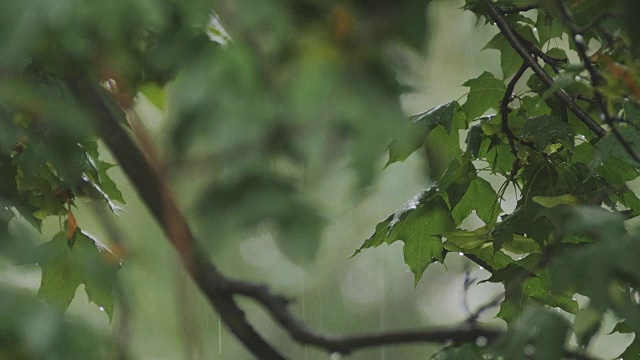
[[483, 0, 607, 138]]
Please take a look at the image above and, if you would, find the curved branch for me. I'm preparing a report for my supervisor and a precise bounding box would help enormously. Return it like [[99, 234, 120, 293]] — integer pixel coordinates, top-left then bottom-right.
[[65, 74, 288, 360], [501, 62, 530, 155], [554, 0, 640, 165], [483, 0, 607, 138], [65, 73, 508, 358], [65, 72, 603, 360]]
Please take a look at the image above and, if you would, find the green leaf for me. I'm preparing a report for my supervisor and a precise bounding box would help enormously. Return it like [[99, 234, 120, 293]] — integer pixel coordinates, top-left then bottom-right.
[[444, 240, 513, 272], [461, 72, 506, 121], [617, 336, 640, 360], [38, 230, 121, 320], [386, 101, 460, 166], [452, 177, 501, 225], [139, 82, 167, 110], [593, 125, 640, 168], [498, 307, 570, 360], [573, 307, 602, 347], [354, 186, 455, 284], [484, 25, 539, 79], [522, 115, 575, 152], [466, 124, 483, 159], [443, 228, 489, 250], [196, 173, 325, 265], [535, 11, 565, 45], [532, 194, 578, 208]]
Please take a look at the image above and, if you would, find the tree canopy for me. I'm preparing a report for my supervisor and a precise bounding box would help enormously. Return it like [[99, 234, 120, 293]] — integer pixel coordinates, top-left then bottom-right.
[[2, 0, 640, 359]]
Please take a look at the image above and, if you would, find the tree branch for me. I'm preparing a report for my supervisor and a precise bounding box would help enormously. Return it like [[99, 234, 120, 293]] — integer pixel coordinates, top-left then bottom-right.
[[65, 71, 603, 360], [65, 74, 288, 360], [483, 0, 607, 138], [64, 73, 509, 358], [497, 5, 539, 14], [554, 0, 640, 165]]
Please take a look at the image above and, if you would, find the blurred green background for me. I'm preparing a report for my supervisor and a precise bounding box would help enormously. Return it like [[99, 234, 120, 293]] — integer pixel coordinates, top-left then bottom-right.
[[0, 0, 634, 359]]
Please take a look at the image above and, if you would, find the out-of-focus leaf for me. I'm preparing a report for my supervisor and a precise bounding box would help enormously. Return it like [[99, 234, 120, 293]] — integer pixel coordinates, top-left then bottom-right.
[[0, 285, 106, 359], [617, 337, 640, 360], [573, 306, 602, 348], [498, 307, 570, 360], [139, 82, 167, 110], [593, 125, 640, 168], [430, 343, 486, 359], [196, 173, 324, 265]]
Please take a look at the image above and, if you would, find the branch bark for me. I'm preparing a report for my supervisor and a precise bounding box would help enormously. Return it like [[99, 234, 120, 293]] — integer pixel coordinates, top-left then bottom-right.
[[553, 0, 640, 165], [483, 0, 607, 138], [65, 73, 288, 360], [64, 73, 511, 358]]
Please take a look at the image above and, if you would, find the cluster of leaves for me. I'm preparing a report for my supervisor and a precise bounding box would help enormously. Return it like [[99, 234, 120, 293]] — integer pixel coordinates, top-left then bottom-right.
[[0, 0, 223, 349], [0, 0, 432, 357], [355, 0, 640, 358]]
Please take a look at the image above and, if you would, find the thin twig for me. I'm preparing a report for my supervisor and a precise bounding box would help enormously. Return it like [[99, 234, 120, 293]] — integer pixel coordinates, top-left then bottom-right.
[[554, 0, 640, 165], [483, 0, 607, 138], [501, 63, 530, 155]]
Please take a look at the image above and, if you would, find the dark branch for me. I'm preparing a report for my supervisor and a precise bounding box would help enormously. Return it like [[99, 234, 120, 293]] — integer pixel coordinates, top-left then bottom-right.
[[64, 66, 604, 360], [65, 74, 288, 360], [63, 72, 509, 358], [498, 5, 539, 14], [554, 0, 640, 165], [501, 62, 530, 155], [483, 0, 607, 138], [224, 278, 502, 353]]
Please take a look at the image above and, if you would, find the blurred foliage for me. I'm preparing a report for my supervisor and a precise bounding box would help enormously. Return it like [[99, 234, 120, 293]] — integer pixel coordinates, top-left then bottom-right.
[[0, 0, 433, 358], [4, 0, 640, 358]]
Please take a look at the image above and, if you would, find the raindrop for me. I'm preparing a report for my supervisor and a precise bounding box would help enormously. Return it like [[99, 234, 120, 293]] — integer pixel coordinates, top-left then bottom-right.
[[99, 306, 105, 312], [574, 75, 581, 82], [574, 34, 584, 44], [458, 252, 464, 256], [35, 262, 39, 266], [533, 27, 538, 32], [476, 336, 488, 347], [479, 266, 484, 270], [330, 352, 342, 360], [600, 113, 606, 121], [524, 344, 535, 356], [218, 314, 223, 354]]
